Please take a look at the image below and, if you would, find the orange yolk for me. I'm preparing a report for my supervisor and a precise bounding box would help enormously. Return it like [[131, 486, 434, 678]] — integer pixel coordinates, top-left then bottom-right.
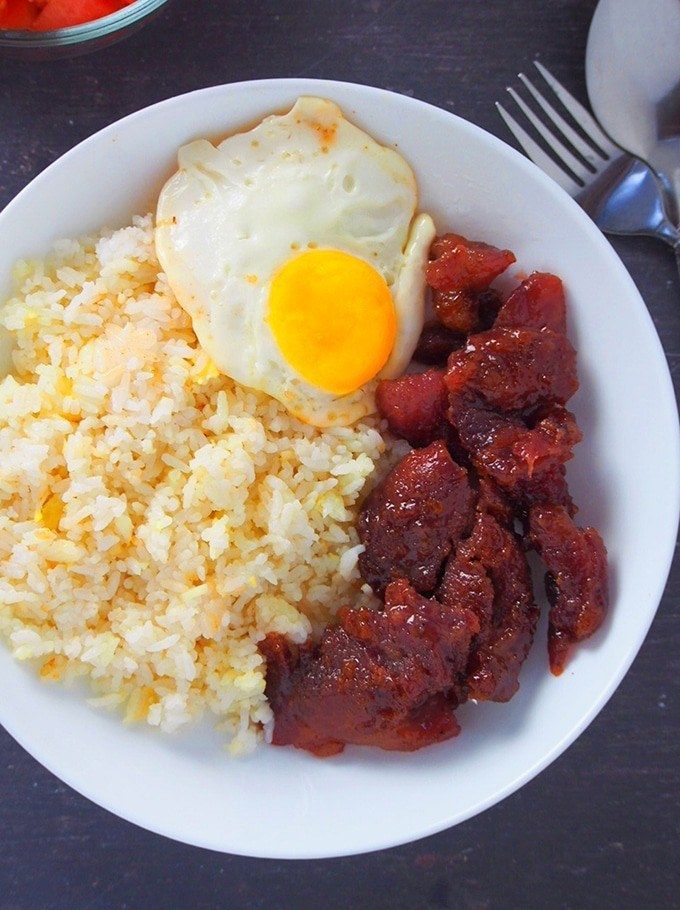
[[267, 249, 397, 396]]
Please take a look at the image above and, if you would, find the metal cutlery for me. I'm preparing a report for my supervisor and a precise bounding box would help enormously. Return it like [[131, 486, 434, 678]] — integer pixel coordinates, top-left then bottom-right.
[[585, 0, 680, 224], [496, 61, 680, 263]]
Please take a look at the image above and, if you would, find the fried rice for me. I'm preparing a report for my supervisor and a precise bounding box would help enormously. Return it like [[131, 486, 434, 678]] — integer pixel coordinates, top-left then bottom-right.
[[0, 214, 393, 754]]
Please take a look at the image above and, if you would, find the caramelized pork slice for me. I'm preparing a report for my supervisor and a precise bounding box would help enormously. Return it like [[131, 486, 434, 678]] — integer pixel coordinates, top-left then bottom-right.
[[494, 272, 567, 335], [413, 319, 466, 366], [426, 233, 516, 293], [261, 578, 478, 756], [357, 440, 476, 596], [439, 511, 539, 702], [528, 503, 609, 675], [375, 368, 449, 448], [448, 399, 582, 491], [445, 326, 578, 412]]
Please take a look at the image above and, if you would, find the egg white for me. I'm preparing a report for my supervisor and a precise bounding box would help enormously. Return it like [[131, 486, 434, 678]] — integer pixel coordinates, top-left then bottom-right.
[[155, 96, 435, 426]]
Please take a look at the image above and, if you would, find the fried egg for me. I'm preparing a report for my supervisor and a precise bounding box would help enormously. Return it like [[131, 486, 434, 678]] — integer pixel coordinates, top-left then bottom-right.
[[155, 96, 435, 426]]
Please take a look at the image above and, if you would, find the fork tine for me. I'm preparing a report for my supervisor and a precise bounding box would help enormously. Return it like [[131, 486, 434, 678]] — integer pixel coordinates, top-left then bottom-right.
[[506, 85, 594, 183], [533, 61, 618, 156], [495, 102, 581, 197], [518, 72, 605, 169]]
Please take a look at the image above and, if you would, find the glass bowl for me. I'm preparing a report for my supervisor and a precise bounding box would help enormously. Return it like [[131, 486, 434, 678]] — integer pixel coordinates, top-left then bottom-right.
[[0, 0, 171, 59]]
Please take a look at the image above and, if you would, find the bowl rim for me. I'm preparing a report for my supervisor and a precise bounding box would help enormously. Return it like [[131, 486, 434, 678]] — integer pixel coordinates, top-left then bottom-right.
[[0, 77, 679, 858]]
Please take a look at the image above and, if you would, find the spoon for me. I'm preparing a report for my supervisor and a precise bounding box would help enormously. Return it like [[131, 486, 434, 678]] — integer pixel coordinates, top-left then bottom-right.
[[585, 0, 680, 223]]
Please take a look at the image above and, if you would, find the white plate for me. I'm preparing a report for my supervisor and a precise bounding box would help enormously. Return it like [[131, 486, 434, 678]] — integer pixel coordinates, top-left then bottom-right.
[[0, 80, 678, 859]]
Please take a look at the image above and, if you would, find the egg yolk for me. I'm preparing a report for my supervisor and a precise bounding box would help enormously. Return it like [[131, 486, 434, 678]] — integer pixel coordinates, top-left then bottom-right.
[[267, 249, 397, 396]]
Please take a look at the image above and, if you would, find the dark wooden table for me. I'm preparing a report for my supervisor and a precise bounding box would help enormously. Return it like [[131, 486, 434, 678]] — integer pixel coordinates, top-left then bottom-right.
[[1, 1, 678, 907]]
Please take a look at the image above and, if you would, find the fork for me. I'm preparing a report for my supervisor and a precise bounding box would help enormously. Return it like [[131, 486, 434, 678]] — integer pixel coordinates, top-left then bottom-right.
[[496, 61, 680, 252]]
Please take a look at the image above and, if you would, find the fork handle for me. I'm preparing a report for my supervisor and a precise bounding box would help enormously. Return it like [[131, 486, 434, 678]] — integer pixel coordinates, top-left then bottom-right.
[[584, 157, 680, 247]]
